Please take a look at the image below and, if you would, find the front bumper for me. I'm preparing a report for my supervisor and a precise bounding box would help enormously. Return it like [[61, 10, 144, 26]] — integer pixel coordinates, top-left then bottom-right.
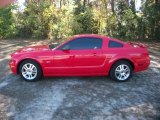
[[9, 59, 17, 74]]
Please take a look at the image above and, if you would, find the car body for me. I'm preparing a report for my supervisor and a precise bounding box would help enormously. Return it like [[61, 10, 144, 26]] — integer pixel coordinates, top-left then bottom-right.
[[9, 34, 150, 81]]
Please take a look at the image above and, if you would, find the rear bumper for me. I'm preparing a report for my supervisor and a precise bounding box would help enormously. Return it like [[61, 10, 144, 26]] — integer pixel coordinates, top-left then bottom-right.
[[9, 59, 17, 74], [134, 57, 150, 72]]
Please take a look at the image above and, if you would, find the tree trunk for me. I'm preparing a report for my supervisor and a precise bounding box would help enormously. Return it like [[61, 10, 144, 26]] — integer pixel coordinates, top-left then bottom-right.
[[83, 0, 87, 7], [110, 0, 115, 13], [130, 0, 136, 14]]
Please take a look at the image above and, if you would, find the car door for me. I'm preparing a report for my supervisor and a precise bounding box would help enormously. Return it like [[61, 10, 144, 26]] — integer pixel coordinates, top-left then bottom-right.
[[58, 37, 106, 74], [48, 48, 74, 75]]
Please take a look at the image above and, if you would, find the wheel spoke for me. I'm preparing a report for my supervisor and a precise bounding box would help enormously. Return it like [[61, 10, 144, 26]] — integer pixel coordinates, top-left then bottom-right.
[[28, 74, 30, 79], [23, 65, 28, 70], [120, 65, 123, 71], [31, 65, 35, 70], [23, 71, 27, 75], [24, 74, 28, 78], [119, 74, 122, 80], [32, 71, 37, 74], [29, 64, 32, 69], [116, 68, 121, 72], [115, 70, 120, 74], [30, 74, 33, 79], [124, 67, 128, 72], [123, 73, 127, 78]]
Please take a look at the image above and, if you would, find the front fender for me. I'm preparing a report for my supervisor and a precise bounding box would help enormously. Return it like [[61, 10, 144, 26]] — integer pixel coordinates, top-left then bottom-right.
[[16, 54, 43, 74]]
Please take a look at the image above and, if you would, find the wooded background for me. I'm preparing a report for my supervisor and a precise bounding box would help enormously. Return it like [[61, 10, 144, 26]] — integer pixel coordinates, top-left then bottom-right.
[[0, 0, 159, 41]]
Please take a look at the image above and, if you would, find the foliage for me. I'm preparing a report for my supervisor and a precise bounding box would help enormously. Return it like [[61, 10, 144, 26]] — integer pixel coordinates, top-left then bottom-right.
[[0, 5, 18, 39], [72, 6, 98, 34], [140, 0, 160, 40], [0, 0, 159, 41], [115, 1, 138, 39]]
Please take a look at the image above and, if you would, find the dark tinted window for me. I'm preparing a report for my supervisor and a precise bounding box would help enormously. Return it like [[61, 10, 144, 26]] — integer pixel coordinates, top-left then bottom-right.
[[108, 40, 123, 48], [59, 37, 102, 50]]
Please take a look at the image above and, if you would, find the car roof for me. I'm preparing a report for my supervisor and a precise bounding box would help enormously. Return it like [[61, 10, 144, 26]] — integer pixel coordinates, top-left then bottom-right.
[[73, 34, 108, 39], [73, 34, 124, 43]]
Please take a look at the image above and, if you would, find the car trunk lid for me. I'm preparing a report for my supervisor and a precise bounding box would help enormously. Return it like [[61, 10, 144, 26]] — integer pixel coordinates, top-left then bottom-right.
[[127, 42, 148, 48]]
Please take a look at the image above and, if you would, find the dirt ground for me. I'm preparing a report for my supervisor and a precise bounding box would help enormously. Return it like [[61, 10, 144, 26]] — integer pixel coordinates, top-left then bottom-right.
[[0, 39, 160, 120]]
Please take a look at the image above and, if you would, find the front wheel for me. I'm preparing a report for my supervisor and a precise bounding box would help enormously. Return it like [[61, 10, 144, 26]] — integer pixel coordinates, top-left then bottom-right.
[[110, 61, 132, 82], [19, 60, 42, 81]]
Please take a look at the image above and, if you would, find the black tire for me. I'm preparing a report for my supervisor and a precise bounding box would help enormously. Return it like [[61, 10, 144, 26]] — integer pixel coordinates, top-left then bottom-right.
[[110, 60, 132, 82], [19, 60, 42, 81]]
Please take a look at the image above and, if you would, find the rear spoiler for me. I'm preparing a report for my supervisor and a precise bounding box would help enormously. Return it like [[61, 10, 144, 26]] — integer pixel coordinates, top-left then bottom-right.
[[127, 42, 148, 48]]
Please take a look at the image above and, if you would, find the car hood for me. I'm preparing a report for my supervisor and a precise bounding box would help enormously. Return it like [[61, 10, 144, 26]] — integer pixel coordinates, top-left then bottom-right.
[[11, 45, 50, 56]]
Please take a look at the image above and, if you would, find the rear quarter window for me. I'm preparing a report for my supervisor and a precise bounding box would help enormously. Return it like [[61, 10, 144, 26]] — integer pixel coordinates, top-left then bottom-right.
[[108, 40, 123, 48]]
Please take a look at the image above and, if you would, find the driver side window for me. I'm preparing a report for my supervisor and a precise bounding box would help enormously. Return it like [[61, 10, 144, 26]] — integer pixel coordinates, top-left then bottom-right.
[[59, 37, 102, 50]]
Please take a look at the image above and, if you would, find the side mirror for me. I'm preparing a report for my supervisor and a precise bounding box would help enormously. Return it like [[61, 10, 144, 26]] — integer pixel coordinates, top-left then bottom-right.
[[61, 45, 70, 51]]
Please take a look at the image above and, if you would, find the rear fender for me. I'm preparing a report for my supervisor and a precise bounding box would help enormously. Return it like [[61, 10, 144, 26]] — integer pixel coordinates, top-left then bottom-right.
[[105, 55, 135, 74]]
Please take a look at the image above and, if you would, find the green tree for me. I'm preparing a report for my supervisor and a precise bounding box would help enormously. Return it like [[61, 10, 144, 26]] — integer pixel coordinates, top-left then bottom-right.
[[0, 5, 17, 39], [0, 0, 159, 41], [72, 0, 98, 34], [141, 0, 160, 40]]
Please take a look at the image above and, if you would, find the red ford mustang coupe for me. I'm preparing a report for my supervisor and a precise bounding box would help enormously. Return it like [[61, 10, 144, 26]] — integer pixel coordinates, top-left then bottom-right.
[[9, 34, 150, 82]]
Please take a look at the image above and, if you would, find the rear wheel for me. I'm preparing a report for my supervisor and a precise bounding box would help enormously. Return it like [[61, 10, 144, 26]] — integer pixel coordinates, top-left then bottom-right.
[[19, 60, 42, 81], [110, 61, 132, 82]]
